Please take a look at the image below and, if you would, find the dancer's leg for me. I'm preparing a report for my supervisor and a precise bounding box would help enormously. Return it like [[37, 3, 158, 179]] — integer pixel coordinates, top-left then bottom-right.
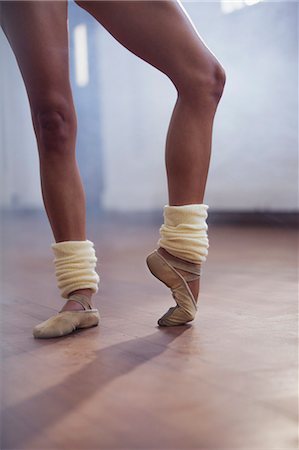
[[1, 1, 94, 309], [75, 1, 225, 204], [75, 0, 226, 302]]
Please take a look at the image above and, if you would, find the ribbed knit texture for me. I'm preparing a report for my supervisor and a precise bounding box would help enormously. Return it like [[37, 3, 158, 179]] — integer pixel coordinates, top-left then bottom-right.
[[157, 204, 209, 263], [51, 240, 100, 299]]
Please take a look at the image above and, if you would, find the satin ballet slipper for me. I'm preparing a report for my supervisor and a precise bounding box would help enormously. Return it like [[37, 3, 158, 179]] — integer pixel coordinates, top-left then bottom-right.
[[146, 249, 201, 327], [32, 293, 100, 339]]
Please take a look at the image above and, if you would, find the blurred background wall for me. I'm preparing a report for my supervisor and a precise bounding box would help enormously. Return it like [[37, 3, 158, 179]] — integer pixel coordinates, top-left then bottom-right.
[[0, 0, 298, 213]]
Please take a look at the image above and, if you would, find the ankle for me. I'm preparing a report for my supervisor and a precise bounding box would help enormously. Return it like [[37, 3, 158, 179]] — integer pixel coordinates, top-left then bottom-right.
[[157, 247, 201, 268], [157, 246, 200, 300], [68, 288, 93, 299]]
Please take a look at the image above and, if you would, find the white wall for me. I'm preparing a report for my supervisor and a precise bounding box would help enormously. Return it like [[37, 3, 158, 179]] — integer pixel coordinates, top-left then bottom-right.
[[0, 1, 297, 212], [0, 30, 42, 209], [96, 29, 171, 211]]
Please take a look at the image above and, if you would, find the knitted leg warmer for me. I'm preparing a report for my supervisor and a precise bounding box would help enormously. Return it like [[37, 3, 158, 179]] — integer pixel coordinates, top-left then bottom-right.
[[146, 204, 209, 326], [33, 239, 100, 338]]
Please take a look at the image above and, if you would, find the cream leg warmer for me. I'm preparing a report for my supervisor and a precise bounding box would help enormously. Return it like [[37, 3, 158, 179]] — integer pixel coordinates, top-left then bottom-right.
[[51, 239, 100, 299], [32, 240, 100, 338], [157, 203, 209, 263], [146, 203, 209, 327]]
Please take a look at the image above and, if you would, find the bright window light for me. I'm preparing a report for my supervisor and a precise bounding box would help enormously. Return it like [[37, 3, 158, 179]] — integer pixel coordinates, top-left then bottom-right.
[[221, 0, 263, 14], [74, 24, 89, 87]]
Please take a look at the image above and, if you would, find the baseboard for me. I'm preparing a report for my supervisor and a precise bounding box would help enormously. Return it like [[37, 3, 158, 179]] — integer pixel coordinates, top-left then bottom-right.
[[0, 208, 298, 228]]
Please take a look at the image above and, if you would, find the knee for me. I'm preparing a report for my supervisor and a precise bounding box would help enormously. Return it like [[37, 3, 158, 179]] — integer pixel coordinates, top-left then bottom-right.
[[176, 58, 226, 110], [210, 63, 226, 103], [32, 99, 77, 155]]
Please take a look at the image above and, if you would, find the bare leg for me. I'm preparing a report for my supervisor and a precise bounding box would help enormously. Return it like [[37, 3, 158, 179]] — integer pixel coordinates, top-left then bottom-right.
[[75, 0, 226, 300], [1, 1, 93, 309]]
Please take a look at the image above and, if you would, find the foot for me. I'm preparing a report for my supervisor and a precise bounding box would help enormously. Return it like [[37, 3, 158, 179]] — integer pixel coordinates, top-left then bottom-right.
[[60, 288, 94, 312], [33, 295, 100, 339], [157, 247, 200, 302], [146, 247, 201, 327]]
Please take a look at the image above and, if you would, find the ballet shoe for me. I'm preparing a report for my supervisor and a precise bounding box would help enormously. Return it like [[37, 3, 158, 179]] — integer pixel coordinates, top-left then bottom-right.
[[146, 249, 201, 327], [32, 293, 100, 339]]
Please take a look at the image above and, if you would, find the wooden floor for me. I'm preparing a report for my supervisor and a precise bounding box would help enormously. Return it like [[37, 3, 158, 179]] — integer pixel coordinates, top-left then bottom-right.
[[0, 211, 298, 449]]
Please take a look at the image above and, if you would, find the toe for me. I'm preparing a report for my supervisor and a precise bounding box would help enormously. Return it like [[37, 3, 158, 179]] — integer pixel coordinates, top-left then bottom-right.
[[33, 314, 75, 339], [158, 306, 195, 327]]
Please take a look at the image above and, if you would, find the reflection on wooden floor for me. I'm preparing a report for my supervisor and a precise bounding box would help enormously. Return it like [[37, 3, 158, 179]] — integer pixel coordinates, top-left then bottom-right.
[[1, 211, 298, 449]]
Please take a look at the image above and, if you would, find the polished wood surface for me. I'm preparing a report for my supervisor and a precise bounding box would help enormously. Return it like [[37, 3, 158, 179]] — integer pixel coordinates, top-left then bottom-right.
[[0, 211, 298, 449]]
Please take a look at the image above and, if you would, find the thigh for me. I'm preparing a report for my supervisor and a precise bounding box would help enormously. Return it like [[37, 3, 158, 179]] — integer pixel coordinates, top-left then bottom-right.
[[75, 0, 218, 90], [1, 0, 72, 111]]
